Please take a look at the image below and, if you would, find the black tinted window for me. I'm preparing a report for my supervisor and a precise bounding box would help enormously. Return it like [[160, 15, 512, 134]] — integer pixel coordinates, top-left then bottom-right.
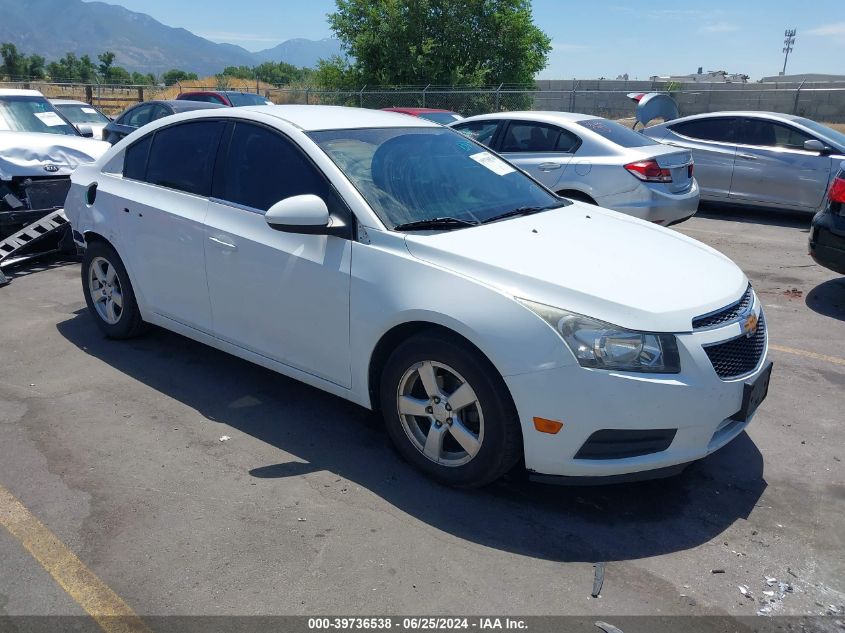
[[123, 104, 154, 128], [501, 122, 561, 152], [145, 120, 225, 196], [556, 129, 581, 152], [672, 118, 738, 143], [216, 122, 337, 212], [123, 135, 152, 180]]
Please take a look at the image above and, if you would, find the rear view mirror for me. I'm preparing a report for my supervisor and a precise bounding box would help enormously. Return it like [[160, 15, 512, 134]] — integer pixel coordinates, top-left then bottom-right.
[[78, 124, 94, 138], [804, 139, 828, 153], [265, 195, 330, 234]]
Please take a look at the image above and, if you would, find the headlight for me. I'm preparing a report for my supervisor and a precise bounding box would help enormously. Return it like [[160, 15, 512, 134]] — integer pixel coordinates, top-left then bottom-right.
[[518, 299, 681, 373]]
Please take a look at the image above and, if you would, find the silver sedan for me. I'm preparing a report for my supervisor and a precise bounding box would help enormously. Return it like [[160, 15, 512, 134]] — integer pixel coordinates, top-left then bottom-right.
[[450, 111, 699, 225], [643, 111, 845, 214]]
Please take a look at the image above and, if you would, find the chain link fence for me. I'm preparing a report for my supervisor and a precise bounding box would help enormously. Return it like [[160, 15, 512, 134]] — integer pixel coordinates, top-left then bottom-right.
[[3, 79, 845, 122]]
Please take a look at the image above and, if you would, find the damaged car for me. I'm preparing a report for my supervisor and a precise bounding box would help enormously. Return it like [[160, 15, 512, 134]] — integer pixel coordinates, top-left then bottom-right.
[[0, 89, 110, 243]]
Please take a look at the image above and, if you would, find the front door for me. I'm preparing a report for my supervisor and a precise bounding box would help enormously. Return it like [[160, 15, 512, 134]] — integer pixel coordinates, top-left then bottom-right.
[[204, 122, 352, 387], [730, 118, 832, 210]]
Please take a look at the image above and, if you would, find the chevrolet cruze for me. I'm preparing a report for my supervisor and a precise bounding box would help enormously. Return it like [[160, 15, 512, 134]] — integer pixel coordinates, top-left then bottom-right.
[[65, 105, 772, 487]]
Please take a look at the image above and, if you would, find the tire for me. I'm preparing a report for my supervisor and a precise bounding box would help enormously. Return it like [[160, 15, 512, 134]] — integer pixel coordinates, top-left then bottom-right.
[[379, 332, 522, 488], [81, 240, 145, 339]]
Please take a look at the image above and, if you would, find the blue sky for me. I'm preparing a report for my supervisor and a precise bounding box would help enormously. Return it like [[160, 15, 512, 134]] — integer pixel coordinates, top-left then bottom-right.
[[88, 0, 843, 80]]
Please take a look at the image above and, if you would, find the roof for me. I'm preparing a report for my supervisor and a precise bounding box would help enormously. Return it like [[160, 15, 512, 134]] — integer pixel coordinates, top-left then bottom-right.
[[49, 99, 91, 106], [671, 111, 802, 123], [238, 105, 439, 131], [0, 89, 45, 97], [457, 110, 601, 124], [167, 100, 226, 112]]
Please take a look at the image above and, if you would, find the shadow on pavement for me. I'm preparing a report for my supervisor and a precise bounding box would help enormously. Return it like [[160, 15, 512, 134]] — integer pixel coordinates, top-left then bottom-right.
[[697, 203, 812, 231], [57, 310, 767, 564], [806, 277, 845, 322]]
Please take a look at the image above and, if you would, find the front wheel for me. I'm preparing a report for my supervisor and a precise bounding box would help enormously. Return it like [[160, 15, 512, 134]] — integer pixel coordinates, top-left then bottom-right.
[[380, 333, 522, 488], [81, 241, 145, 338]]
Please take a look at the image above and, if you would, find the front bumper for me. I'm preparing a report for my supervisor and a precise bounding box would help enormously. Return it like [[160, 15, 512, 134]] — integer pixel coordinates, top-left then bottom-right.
[[598, 179, 700, 225], [504, 305, 769, 479]]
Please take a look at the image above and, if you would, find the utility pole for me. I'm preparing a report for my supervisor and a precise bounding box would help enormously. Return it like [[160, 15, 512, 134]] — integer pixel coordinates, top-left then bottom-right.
[[781, 29, 796, 76]]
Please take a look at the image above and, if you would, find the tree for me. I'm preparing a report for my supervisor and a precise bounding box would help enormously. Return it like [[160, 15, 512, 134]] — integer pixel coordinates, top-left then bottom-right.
[[161, 69, 198, 86], [97, 51, 115, 78], [0, 43, 28, 79], [317, 0, 550, 88], [26, 54, 46, 80]]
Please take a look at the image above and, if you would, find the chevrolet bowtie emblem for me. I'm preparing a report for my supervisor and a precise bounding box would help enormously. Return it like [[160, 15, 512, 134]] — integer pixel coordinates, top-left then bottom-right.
[[743, 312, 759, 336]]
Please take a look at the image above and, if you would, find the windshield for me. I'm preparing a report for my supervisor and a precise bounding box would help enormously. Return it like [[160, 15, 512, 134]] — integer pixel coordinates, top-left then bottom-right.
[[54, 104, 110, 125], [227, 93, 272, 107], [794, 117, 845, 150], [0, 96, 78, 136], [418, 112, 463, 124], [309, 127, 562, 229], [578, 118, 657, 148]]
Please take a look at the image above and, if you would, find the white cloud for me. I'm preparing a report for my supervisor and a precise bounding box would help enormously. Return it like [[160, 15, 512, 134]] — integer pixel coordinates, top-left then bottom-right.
[[699, 21, 741, 33], [805, 22, 845, 36]]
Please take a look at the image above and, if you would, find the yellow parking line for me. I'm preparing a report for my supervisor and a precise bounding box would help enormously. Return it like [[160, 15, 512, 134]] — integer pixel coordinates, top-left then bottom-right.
[[0, 483, 152, 633], [769, 344, 845, 366]]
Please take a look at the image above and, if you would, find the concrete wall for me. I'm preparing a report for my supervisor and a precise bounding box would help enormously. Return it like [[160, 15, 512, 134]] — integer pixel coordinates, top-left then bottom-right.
[[531, 79, 845, 122]]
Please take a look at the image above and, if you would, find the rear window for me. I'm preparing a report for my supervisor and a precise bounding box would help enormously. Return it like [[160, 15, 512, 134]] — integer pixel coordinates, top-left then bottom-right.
[[226, 93, 271, 107], [417, 112, 462, 124], [577, 118, 657, 148]]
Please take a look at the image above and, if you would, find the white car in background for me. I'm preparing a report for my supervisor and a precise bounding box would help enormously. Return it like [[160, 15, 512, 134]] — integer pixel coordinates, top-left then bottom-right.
[[452, 111, 700, 225], [50, 99, 111, 140], [65, 105, 770, 487]]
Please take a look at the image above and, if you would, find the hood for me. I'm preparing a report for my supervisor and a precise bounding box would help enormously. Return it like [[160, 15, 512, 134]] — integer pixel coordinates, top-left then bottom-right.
[[0, 131, 111, 180], [404, 204, 747, 333]]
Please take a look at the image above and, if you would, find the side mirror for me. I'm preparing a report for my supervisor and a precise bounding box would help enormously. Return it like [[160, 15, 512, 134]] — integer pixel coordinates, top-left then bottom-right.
[[804, 139, 829, 153], [265, 194, 331, 234], [78, 124, 94, 138]]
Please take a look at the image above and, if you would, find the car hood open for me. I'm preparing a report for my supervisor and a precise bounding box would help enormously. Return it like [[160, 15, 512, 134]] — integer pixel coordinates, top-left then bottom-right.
[[0, 132, 111, 180], [403, 204, 748, 333]]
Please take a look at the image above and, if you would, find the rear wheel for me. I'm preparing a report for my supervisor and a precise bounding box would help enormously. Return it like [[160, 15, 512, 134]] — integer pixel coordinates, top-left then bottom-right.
[[558, 190, 597, 205], [380, 333, 522, 487], [82, 241, 145, 339]]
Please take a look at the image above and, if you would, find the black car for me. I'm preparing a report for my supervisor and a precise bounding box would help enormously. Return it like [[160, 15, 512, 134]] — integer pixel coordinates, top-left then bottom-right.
[[103, 100, 225, 144], [809, 161, 845, 275]]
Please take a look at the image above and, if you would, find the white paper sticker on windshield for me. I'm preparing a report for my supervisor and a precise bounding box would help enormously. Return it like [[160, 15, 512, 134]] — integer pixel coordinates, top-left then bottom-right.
[[81, 107, 98, 114], [469, 151, 514, 176], [33, 111, 66, 127]]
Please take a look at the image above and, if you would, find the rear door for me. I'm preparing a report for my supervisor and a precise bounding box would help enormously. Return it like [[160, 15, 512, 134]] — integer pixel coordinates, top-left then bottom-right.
[[497, 120, 579, 189], [730, 117, 832, 210], [665, 117, 740, 198]]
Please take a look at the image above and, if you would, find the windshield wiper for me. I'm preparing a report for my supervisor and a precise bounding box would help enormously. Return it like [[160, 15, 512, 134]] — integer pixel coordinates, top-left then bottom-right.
[[481, 204, 563, 225], [393, 217, 479, 231]]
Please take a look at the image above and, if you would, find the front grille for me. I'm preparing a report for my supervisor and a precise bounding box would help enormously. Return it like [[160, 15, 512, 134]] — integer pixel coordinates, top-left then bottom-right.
[[574, 429, 677, 460], [703, 314, 766, 379], [692, 285, 753, 330], [24, 178, 71, 211]]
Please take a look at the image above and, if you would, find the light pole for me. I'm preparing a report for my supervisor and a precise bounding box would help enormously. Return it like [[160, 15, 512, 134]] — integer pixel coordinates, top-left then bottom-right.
[[781, 29, 796, 76]]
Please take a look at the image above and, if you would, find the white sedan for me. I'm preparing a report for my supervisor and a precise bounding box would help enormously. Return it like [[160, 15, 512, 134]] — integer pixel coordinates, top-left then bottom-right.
[[65, 105, 771, 487]]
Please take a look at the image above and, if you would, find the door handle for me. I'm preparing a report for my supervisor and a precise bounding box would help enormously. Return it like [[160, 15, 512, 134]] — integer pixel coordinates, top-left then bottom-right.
[[737, 153, 758, 160], [208, 236, 237, 250], [538, 162, 562, 171]]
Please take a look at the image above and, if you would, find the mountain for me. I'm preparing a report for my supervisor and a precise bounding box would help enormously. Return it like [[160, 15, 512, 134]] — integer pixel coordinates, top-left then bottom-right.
[[253, 38, 342, 67], [0, 0, 341, 76]]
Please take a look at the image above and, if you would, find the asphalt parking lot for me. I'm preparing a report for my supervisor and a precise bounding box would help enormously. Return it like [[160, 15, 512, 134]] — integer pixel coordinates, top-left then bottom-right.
[[0, 206, 843, 622]]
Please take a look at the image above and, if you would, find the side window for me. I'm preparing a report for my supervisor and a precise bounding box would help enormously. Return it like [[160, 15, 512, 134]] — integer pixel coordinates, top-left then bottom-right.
[[555, 129, 581, 153], [740, 119, 814, 149], [453, 121, 500, 147], [124, 104, 153, 128], [145, 120, 225, 196], [215, 122, 343, 214], [671, 118, 738, 143], [123, 134, 152, 180], [500, 122, 561, 152], [149, 104, 171, 122]]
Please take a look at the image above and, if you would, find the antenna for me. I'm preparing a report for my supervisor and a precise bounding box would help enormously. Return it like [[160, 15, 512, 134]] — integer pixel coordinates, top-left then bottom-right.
[[781, 29, 796, 76]]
